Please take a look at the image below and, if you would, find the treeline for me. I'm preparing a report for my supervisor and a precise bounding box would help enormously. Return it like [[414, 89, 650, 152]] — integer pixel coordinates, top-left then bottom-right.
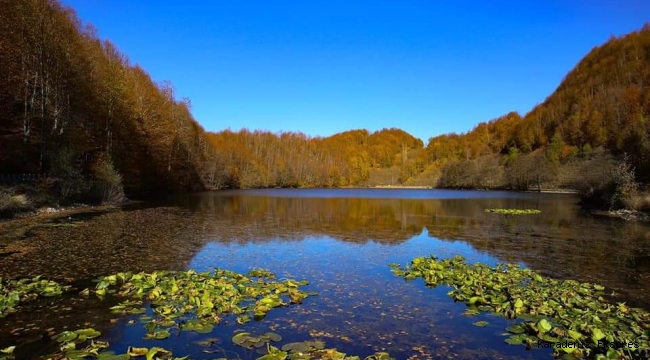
[[1, 0, 650, 207], [416, 25, 650, 193], [0, 0, 427, 203], [0, 0, 212, 201], [201, 128, 423, 189]]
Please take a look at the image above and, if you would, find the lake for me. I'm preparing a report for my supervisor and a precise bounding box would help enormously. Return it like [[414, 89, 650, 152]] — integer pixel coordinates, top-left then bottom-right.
[[1, 189, 650, 359]]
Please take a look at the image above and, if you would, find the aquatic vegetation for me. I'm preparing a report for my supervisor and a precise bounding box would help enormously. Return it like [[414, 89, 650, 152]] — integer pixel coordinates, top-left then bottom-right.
[[28, 327, 188, 360], [0, 327, 393, 360], [89, 268, 314, 338], [259, 343, 393, 360], [231, 333, 393, 360], [232, 331, 283, 349], [0, 276, 71, 318], [485, 208, 541, 215], [390, 255, 650, 359]]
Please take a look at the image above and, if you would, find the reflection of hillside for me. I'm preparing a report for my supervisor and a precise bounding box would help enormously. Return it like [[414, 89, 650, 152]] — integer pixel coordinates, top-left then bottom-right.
[[3, 191, 650, 304], [176, 192, 650, 303], [434, 219, 650, 305], [173, 192, 579, 245]]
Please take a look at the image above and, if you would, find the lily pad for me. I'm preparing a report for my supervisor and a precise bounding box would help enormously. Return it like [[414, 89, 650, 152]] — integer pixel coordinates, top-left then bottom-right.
[[391, 255, 650, 359]]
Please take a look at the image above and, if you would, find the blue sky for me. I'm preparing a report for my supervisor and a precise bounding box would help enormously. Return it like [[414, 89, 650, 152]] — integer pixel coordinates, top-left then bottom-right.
[[62, 0, 650, 143]]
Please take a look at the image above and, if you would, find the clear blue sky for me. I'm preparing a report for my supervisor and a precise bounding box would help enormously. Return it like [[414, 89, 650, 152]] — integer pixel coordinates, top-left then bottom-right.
[[62, 0, 649, 143]]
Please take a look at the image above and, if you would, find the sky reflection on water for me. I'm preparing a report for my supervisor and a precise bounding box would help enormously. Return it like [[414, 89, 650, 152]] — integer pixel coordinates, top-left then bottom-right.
[[2, 189, 650, 359]]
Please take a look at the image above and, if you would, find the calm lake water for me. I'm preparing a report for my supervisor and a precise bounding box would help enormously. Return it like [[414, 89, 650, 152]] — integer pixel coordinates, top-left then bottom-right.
[[2, 189, 650, 359]]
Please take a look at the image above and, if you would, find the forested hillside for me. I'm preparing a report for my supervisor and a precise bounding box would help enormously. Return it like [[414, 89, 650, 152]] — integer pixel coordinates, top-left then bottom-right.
[[203, 128, 423, 189], [0, 0, 210, 197], [410, 24, 650, 193], [0, 0, 422, 208], [1, 0, 649, 214]]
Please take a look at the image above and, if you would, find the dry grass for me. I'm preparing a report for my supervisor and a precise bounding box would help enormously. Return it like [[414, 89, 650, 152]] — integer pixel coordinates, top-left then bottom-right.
[[624, 191, 650, 212], [0, 188, 32, 217]]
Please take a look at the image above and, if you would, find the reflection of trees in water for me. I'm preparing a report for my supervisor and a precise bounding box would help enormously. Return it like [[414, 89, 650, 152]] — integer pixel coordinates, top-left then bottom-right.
[[3, 192, 650, 303], [182, 193, 650, 303], [1, 193, 650, 357], [179, 193, 579, 245]]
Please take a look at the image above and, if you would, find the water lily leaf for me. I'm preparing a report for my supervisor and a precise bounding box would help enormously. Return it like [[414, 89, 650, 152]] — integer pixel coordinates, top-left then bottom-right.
[[232, 332, 251, 346], [281, 342, 309, 352], [537, 319, 552, 333], [98, 353, 131, 360], [265, 332, 282, 342], [127, 347, 149, 357], [75, 328, 101, 339], [236, 314, 251, 324], [146, 347, 171, 360], [145, 329, 170, 340], [257, 353, 288, 360], [64, 350, 89, 360], [0, 347, 15, 355], [605, 348, 619, 359], [505, 324, 526, 334], [591, 327, 606, 342], [514, 298, 524, 309], [537, 333, 559, 343], [505, 335, 525, 345], [54, 331, 78, 343], [193, 323, 213, 334], [568, 329, 582, 340], [473, 321, 489, 327], [60, 342, 76, 351], [159, 319, 176, 327]]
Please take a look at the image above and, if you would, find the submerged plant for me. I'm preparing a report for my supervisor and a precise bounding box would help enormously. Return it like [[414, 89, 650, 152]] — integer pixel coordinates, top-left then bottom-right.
[[390, 256, 650, 359]]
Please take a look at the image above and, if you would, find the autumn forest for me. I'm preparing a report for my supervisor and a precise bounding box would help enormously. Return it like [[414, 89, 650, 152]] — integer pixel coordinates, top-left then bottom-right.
[[2, 0, 650, 206]]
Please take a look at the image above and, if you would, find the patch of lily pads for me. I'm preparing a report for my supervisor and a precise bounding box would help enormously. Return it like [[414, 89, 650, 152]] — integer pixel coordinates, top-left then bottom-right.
[[485, 208, 542, 215], [1, 327, 189, 360], [1, 327, 394, 360], [0, 276, 71, 318], [390, 255, 650, 359], [86, 268, 314, 341], [231, 332, 393, 360]]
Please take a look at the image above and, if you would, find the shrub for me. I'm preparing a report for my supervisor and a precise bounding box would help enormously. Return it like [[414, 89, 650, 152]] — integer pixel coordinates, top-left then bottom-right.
[[610, 155, 639, 210], [50, 148, 90, 202], [90, 156, 125, 204]]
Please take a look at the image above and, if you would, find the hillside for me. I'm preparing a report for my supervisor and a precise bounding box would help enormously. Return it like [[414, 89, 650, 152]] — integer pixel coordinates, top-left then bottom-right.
[[0, 0, 421, 211], [1, 0, 649, 215], [407, 24, 650, 192]]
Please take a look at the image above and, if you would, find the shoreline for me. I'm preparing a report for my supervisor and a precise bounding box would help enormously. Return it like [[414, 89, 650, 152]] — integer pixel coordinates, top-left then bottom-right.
[[0, 201, 132, 224], [591, 209, 650, 222]]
